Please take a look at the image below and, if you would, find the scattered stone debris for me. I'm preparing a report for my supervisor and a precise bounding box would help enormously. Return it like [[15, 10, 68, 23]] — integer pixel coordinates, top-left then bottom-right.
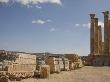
[[0, 50, 84, 82]]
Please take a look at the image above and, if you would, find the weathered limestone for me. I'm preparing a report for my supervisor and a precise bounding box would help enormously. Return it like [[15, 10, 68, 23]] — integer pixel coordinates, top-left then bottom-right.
[[45, 56, 61, 73], [102, 11, 109, 55], [90, 14, 95, 55], [63, 58, 70, 71], [98, 25, 102, 55], [58, 58, 64, 71], [89, 11, 110, 66], [93, 56, 110, 66], [94, 18, 99, 55], [90, 14, 102, 56], [15, 53, 36, 65], [65, 54, 83, 68], [0, 51, 37, 80], [102, 42, 104, 54], [108, 20, 110, 55], [39, 65, 50, 78]]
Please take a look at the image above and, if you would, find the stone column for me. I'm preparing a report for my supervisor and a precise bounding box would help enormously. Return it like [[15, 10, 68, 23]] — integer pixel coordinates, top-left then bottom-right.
[[102, 11, 109, 55], [90, 14, 95, 56], [102, 42, 104, 55], [108, 20, 110, 55], [94, 18, 99, 55], [98, 25, 102, 55]]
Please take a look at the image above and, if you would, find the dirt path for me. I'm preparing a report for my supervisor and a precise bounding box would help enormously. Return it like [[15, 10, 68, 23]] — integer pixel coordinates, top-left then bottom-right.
[[11, 66, 110, 82]]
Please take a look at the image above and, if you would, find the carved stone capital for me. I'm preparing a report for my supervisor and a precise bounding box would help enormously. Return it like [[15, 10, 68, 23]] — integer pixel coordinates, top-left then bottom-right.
[[102, 11, 109, 17], [90, 14, 95, 19]]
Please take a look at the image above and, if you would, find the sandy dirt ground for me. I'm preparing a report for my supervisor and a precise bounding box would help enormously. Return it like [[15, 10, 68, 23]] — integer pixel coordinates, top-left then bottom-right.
[[10, 66, 110, 82]]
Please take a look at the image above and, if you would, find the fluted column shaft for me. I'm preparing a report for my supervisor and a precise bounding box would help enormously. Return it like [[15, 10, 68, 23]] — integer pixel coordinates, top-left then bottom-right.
[[108, 20, 110, 55], [90, 14, 95, 55], [98, 25, 102, 55], [102, 11, 109, 55], [94, 18, 99, 55]]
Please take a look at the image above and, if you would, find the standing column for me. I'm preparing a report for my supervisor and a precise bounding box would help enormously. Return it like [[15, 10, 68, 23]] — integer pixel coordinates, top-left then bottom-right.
[[108, 20, 110, 55], [90, 14, 95, 56], [102, 11, 109, 55], [98, 25, 102, 55], [94, 18, 99, 55]]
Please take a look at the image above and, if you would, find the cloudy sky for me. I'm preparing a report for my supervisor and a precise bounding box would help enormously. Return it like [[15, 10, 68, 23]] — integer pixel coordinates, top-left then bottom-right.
[[0, 0, 110, 55]]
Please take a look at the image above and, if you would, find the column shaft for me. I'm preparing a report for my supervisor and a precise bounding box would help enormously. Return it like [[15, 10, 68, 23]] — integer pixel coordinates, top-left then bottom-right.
[[90, 14, 95, 56], [102, 11, 109, 55], [108, 20, 110, 55], [98, 25, 102, 55], [94, 18, 99, 55]]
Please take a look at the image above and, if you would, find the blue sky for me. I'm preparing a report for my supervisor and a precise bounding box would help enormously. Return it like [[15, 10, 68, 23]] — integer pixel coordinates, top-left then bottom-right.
[[0, 0, 110, 56]]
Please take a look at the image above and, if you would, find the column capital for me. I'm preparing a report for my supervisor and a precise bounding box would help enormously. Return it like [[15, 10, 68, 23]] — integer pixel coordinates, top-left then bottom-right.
[[102, 11, 109, 16], [89, 14, 95, 19]]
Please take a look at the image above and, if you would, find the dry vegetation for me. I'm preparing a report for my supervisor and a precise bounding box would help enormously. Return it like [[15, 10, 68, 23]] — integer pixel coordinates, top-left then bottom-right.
[[10, 66, 110, 82]]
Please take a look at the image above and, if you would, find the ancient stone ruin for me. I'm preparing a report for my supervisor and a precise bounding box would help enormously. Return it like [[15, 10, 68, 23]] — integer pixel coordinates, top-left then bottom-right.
[[89, 11, 110, 66], [0, 50, 83, 82]]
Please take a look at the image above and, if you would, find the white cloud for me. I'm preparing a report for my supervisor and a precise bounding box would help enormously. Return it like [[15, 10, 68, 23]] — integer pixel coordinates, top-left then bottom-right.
[[47, 19, 51, 22], [27, 5, 33, 8], [49, 28, 55, 32], [32, 19, 46, 24], [16, 0, 62, 5], [0, 0, 9, 3], [24, 5, 42, 8], [0, 0, 62, 5], [32, 19, 51, 24], [36, 5, 42, 9], [75, 24, 80, 27], [82, 23, 90, 28]]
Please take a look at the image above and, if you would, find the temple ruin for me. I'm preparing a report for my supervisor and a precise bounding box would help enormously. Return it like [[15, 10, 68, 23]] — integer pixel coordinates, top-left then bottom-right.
[[89, 11, 110, 66]]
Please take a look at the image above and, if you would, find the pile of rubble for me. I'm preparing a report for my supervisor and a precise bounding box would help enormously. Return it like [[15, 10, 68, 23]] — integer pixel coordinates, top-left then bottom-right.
[[65, 54, 84, 70], [0, 50, 84, 82]]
